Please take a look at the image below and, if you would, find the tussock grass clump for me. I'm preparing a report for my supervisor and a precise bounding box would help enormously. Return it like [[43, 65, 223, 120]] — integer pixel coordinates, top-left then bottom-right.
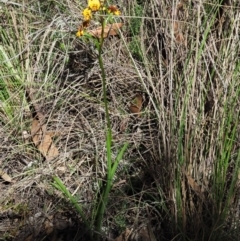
[[135, 0, 240, 240]]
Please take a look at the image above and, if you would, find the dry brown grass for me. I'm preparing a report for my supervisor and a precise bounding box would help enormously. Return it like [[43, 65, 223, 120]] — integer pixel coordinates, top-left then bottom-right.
[[0, 0, 240, 240]]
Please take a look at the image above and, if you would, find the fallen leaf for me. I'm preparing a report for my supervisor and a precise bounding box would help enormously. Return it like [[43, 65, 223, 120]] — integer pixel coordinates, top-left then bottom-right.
[[172, 20, 185, 45], [114, 228, 132, 241], [173, 21, 179, 33], [31, 119, 59, 161], [185, 171, 205, 200], [88, 22, 123, 38], [119, 118, 129, 133], [175, 31, 185, 44], [129, 94, 143, 116], [0, 168, 13, 183], [169, 0, 186, 46], [26, 88, 59, 161], [46, 131, 61, 138]]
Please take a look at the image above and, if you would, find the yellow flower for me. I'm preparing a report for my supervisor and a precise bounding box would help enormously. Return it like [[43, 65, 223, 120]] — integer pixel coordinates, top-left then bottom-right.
[[107, 5, 121, 16], [88, 0, 101, 12], [113, 9, 121, 16], [76, 29, 84, 37], [82, 8, 92, 21]]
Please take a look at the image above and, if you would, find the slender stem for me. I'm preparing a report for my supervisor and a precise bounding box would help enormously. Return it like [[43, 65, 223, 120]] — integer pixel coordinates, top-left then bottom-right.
[[95, 18, 113, 240], [98, 56, 112, 142], [98, 19, 112, 144], [95, 17, 129, 241], [98, 18, 112, 182]]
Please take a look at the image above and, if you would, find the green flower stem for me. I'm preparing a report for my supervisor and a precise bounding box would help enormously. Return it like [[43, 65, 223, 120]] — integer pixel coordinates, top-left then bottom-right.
[[97, 18, 112, 144], [94, 17, 129, 240], [94, 18, 112, 240]]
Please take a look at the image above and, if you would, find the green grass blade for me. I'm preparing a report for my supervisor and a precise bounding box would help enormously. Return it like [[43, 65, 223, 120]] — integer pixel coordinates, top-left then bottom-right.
[[52, 176, 90, 229]]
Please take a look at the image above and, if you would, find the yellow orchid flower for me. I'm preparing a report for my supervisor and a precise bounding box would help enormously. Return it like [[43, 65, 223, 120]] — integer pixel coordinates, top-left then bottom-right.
[[82, 7, 92, 21], [88, 0, 101, 12]]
